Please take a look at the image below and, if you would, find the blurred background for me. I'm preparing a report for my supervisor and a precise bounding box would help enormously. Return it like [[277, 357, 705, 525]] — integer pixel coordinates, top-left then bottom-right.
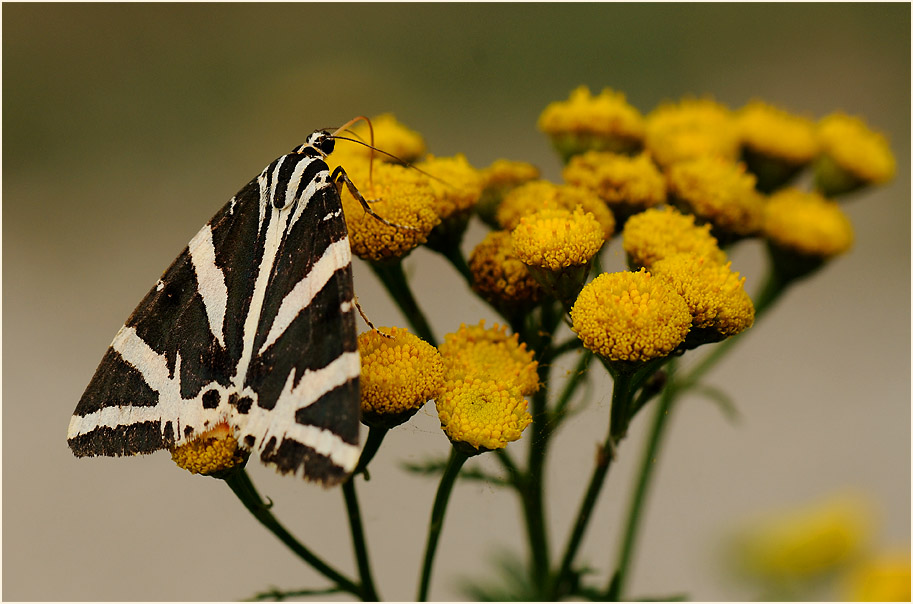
[[3, 3, 909, 601]]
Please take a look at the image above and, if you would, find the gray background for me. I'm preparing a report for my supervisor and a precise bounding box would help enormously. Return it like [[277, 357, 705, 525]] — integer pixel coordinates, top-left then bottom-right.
[[4, 3, 909, 601]]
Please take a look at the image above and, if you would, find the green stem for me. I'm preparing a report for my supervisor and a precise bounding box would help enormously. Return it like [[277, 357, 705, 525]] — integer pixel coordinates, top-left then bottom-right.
[[550, 370, 634, 599], [342, 479, 379, 601], [417, 447, 470, 601], [606, 362, 678, 601], [369, 259, 437, 345], [353, 425, 388, 477], [223, 469, 360, 597]]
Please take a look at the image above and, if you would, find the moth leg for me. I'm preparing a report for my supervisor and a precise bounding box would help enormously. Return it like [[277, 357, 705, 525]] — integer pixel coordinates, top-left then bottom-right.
[[331, 166, 419, 231], [352, 294, 393, 339]]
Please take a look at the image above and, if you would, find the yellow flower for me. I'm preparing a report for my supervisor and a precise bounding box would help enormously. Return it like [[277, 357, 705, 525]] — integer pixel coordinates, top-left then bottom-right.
[[415, 153, 484, 221], [510, 205, 606, 271], [735, 492, 873, 582], [644, 97, 740, 168], [651, 253, 755, 338], [764, 188, 854, 259], [570, 270, 692, 364], [666, 156, 764, 239], [340, 161, 440, 262], [476, 159, 542, 227], [332, 113, 427, 165], [562, 151, 666, 218], [815, 112, 896, 196], [497, 180, 615, 240], [439, 321, 539, 397], [358, 327, 444, 427], [844, 549, 911, 602], [737, 100, 819, 165], [538, 85, 645, 161], [468, 230, 543, 308], [435, 378, 532, 451], [622, 206, 727, 269], [170, 422, 246, 476]]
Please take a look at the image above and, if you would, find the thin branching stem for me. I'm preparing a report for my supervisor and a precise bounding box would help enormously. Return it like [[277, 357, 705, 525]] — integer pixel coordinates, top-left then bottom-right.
[[342, 479, 379, 601]]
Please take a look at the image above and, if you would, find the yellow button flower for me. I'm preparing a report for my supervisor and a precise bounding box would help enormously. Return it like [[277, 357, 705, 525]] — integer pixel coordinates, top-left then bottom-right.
[[735, 492, 873, 582], [468, 230, 543, 308], [439, 321, 539, 397], [340, 161, 441, 262], [815, 112, 896, 196], [476, 159, 542, 227], [562, 150, 666, 217], [764, 188, 854, 259], [538, 85, 645, 161], [570, 270, 692, 364], [666, 156, 764, 239], [645, 97, 740, 168], [651, 253, 755, 338], [497, 180, 615, 240], [510, 206, 605, 272], [435, 378, 532, 451], [332, 113, 427, 166], [737, 100, 819, 165], [170, 422, 246, 476], [622, 206, 727, 269], [415, 153, 484, 221], [844, 550, 911, 602], [358, 327, 444, 427]]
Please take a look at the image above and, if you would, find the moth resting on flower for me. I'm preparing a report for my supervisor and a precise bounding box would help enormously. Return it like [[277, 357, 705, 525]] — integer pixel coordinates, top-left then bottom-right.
[[67, 119, 414, 486]]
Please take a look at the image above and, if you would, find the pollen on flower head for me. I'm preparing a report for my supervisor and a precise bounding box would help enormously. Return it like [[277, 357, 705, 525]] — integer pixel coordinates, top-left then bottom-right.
[[537, 86, 645, 160], [645, 97, 740, 168], [763, 188, 853, 258], [358, 327, 444, 421], [651, 253, 755, 337], [623, 206, 727, 269], [170, 422, 245, 476], [570, 269, 691, 363], [496, 180, 615, 240], [737, 100, 819, 165], [439, 321, 539, 396], [435, 378, 533, 451], [340, 161, 440, 262], [666, 156, 764, 239], [469, 230, 543, 307], [510, 205, 605, 271], [415, 154, 484, 221], [816, 112, 896, 186], [562, 150, 666, 215], [332, 113, 427, 166]]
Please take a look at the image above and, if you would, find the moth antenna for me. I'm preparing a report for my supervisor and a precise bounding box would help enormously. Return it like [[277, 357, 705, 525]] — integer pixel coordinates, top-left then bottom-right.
[[353, 295, 394, 340], [330, 165, 420, 232], [331, 116, 376, 194], [329, 135, 452, 189]]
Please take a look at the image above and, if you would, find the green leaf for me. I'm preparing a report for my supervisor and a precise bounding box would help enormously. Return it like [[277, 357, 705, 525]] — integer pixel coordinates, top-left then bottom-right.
[[692, 383, 740, 423], [400, 458, 512, 487], [245, 586, 343, 601]]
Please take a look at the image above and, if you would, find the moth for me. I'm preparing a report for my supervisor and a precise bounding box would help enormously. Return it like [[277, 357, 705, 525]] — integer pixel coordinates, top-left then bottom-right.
[[67, 120, 386, 485]]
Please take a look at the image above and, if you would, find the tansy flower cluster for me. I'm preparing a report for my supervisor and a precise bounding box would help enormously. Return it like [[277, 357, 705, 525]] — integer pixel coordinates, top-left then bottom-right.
[[435, 322, 537, 452], [170, 423, 246, 476]]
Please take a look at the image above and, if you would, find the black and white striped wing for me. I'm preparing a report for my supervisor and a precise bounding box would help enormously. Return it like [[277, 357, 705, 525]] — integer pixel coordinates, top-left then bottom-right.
[[67, 150, 361, 484]]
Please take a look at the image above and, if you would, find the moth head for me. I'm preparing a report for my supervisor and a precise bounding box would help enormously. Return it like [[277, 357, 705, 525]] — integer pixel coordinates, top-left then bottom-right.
[[295, 130, 335, 157]]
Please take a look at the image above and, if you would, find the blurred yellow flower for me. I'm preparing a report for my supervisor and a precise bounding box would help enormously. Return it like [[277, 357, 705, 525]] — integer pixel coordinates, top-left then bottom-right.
[[816, 112, 895, 194], [170, 422, 245, 476], [666, 156, 764, 239], [497, 180, 615, 240], [469, 230, 543, 308], [735, 493, 873, 582], [358, 327, 444, 426], [562, 150, 666, 217], [435, 378, 532, 451], [439, 321, 539, 397], [332, 113, 427, 166], [764, 189, 854, 259], [651, 253, 755, 338], [737, 100, 819, 165], [340, 161, 440, 262], [570, 269, 691, 363], [645, 97, 740, 168], [538, 85, 645, 160], [623, 206, 727, 269], [415, 153, 484, 221], [844, 549, 911, 602], [476, 159, 541, 226], [511, 205, 605, 271]]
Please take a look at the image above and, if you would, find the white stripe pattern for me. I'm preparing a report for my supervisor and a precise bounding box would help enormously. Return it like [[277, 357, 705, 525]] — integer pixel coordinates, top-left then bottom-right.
[[188, 225, 228, 348]]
